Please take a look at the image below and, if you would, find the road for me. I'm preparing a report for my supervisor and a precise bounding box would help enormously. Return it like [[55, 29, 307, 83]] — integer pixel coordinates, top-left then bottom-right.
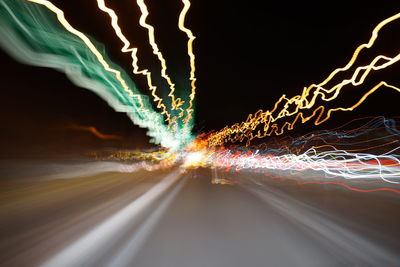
[[0, 161, 399, 266]]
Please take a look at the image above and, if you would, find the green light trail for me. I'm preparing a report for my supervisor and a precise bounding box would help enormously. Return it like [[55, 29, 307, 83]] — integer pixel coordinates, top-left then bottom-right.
[[0, 0, 194, 150]]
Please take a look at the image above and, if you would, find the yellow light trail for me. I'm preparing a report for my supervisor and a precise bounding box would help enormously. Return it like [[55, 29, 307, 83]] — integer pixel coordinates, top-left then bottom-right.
[[136, 0, 185, 119], [315, 13, 400, 89], [178, 0, 197, 130], [207, 12, 400, 147], [26, 0, 144, 108], [96, 0, 174, 124], [322, 81, 400, 123]]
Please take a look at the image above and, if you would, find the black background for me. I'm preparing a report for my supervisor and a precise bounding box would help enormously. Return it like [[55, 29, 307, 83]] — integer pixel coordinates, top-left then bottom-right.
[[1, 0, 400, 155]]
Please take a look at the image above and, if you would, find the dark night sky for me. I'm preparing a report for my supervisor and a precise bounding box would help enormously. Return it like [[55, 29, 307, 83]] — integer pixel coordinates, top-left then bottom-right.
[[1, 1, 400, 154]]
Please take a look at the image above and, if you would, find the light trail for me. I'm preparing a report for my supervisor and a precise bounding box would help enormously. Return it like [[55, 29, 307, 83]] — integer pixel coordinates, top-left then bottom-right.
[[66, 125, 122, 140], [210, 148, 400, 183], [96, 0, 197, 133], [316, 82, 400, 125], [207, 12, 400, 147], [3, 2, 400, 265], [136, 0, 185, 121], [96, 0, 197, 139], [184, 117, 400, 188], [3, 0, 400, 185], [264, 174, 400, 195], [0, 0, 189, 148], [178, 0, 197, 132], [27, 0, 142, 103], [96, 0, 174, 126]]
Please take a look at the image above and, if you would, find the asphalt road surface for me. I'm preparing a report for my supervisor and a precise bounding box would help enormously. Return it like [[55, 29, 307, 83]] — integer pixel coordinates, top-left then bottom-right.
[[0, 161, 399, 266]]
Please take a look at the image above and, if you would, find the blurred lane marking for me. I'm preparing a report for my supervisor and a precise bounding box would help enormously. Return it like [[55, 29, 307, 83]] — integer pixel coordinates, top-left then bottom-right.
[[46, 162, 145, 179], [40, 170, 182, 267], [244, 184, 399, 265], [105, 176, 186, 266]]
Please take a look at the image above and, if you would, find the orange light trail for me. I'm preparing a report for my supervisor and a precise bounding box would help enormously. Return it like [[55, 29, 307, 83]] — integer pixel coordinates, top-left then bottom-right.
[[207, 12, 400, 147], [66, 125, 122, 140]]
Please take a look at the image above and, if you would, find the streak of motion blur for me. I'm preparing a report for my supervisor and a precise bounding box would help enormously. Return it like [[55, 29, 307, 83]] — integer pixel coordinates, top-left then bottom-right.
[[0, 0, 400, 266]]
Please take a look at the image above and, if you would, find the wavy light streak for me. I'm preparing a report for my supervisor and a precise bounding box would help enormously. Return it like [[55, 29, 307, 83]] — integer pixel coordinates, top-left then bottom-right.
[[136, 0, 185, 120], [95, 0, 174, 125], [207, 13, 400, 147], [178, 0, 197, 131]]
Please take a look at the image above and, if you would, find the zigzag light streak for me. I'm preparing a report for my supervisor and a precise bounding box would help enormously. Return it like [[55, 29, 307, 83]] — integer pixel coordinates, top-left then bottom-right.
[[207, 13, 400, 147], [96, 0, 180, 127], [136, 0, 185, 122], [178, 0, 197, 132]]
